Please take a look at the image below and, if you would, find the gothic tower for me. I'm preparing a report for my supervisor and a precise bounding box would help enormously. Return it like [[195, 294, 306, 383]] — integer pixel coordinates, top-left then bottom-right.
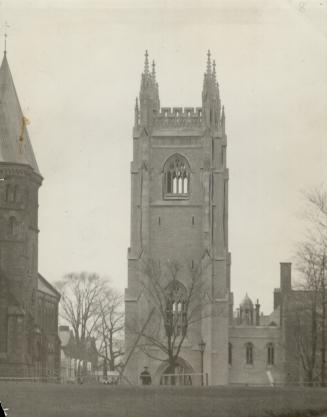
[[0, 52, 42, 376], [125, 51, 231, 385]]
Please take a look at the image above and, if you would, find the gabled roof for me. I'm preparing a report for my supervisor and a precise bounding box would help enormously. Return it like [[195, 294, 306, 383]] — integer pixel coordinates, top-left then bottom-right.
[[37, 273, 61, 299], [0, 53, 40, 175]]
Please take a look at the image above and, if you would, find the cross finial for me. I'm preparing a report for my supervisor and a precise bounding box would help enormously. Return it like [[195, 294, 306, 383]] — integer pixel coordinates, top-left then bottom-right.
[[206, 50, 211, 74], [2, 21, 10, 55], [144, 50, 149, 75]]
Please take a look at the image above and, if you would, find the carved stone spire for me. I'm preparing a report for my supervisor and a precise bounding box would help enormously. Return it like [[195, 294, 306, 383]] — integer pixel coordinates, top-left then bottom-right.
[[206, 50, 212, 75], [152, 60, 156, 82], [144, 50, 150, 76], [134, 97, 139, 127], [202, 51, 221, 129], [139, 51, 160, 127], [213, 59, 217, 83], [221, 105, 225, 133]]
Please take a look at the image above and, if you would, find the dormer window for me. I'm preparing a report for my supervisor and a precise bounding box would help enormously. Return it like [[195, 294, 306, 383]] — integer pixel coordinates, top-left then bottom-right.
[[163, 154, 190, 199]]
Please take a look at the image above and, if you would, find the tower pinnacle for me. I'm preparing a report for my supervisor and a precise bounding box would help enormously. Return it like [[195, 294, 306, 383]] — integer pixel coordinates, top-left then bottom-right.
[[213, 59, 217, 82], [206, 50, 212, 75], [202, 51, 222, 129], [152, 60, 156, 82], [144, 50, 149, 75], [139, 51, 160, 127]]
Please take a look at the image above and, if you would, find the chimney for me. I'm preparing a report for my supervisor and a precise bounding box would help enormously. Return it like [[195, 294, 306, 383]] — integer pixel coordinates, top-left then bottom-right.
[[274, 288, 281, 310], [280, 262, 292, 293]]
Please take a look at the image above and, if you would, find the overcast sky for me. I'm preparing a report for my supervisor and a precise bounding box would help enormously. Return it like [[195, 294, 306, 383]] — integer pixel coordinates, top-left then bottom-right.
[[1, 0, 326, 312]]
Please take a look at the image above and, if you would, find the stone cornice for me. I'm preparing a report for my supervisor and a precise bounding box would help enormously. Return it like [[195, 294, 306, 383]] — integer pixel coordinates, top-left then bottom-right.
[[0, 162, 43, 185]]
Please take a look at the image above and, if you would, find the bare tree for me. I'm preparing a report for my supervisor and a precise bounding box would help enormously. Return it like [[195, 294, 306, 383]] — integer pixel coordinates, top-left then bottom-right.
[[94, 288, 124, 377], [292, 186, 327, 385], [130, 257, 212, 383], [291, 243, 321, 384], [56, 272, 106, 378]]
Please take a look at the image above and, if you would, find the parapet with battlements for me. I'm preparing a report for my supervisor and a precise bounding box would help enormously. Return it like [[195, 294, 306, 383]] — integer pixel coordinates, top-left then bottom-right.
[[153, 107, 203, 128]]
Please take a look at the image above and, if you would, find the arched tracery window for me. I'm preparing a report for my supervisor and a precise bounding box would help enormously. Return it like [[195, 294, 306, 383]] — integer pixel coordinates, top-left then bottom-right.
[[165, 280, 187, 337], [228, 343, 232, 365], [164, 154, 190, 198], [9, 216, 17, 235], [245, 342, 254, 365], [267, 343, 274, 365]]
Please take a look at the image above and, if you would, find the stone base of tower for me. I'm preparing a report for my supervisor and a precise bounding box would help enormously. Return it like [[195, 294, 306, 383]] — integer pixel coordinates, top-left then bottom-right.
[[123, 345, 230, 386], [202, 299, 230, 386]]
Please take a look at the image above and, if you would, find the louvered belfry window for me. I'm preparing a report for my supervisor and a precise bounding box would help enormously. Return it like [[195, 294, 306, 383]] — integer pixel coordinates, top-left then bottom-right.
[[164, 154, 190, 198]]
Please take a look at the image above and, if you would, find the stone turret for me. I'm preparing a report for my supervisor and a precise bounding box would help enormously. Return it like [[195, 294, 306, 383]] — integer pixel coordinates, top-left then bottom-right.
[[0, 52, 42, 376]]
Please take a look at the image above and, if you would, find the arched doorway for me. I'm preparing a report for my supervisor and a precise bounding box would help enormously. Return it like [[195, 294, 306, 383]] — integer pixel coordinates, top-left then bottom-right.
[[155, 357, 194, 386]]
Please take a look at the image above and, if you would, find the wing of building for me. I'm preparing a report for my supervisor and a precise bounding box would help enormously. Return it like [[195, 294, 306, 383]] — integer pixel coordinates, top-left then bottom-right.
[[0, 52, 60, 378], [124, 51, 301, 386]]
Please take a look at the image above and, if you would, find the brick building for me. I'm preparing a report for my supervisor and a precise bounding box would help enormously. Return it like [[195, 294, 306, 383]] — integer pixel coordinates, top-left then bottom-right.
[[124, 51, 297, 386], [0, 52, 60, 378]]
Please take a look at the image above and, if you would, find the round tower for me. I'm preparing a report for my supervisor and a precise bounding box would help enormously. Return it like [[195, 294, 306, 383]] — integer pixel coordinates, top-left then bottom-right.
[[0, 52, 42, 376]]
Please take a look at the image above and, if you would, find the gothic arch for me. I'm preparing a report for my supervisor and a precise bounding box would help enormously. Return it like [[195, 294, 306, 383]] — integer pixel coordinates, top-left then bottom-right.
[[154, 356, 195, 385], [245, 342, 254, 365], [165, 280, 187, 337], [162, 154, 190, 198], [165, 279, 187, 301]]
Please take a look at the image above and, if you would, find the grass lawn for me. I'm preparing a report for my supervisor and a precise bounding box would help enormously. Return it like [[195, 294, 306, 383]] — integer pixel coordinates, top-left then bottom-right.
[[0, 383, 327, 417]]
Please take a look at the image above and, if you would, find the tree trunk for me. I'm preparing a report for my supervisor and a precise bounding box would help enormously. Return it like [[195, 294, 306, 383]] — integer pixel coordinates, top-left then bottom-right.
[[109, 359, 115, 372], [307, 368, 313, 387], [169, 360, 176, 386], [310, 296, 317, 386], [103, 359, 108, 378], [321, 255, 326, 386]]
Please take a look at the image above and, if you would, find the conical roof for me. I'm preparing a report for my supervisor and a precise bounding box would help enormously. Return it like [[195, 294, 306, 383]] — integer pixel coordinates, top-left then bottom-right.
[[0, 53, 40, 175]]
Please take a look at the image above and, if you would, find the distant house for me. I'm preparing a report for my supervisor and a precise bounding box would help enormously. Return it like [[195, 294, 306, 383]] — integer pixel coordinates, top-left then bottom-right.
[[59, 325, 98, 382]]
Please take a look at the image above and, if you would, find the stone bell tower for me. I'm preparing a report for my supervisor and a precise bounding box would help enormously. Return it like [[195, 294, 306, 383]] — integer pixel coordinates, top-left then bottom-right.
[[0, 52, 42, 376], [125, 51, 231, 385]]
